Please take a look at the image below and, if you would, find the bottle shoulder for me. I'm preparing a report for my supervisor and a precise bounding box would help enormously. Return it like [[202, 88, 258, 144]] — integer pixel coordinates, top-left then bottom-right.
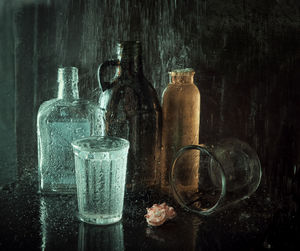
[[163, 82, 199, 96], [162, 83, 200, 107], [37, 98, 95, 123], [101, 77, 161, 112], [37, 98, 58, 117], [38, 98, 57, 109]]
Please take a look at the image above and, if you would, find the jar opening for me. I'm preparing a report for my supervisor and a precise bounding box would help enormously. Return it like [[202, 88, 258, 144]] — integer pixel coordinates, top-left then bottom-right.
[[169, 68, 195, 76], [170, 144, 226, 215], [57, 66, 78, 83], [72, 136, 130, 153]]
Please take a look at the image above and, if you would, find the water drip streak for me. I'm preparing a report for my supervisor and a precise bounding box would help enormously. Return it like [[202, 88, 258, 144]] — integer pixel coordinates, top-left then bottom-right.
[[97, 160, 103, 213], [87, 159, 92, 210], [84, 158, 89, 211], [109, 160, 113, 215], [219, 77, 225, 134], [93, 160, 97, 211]]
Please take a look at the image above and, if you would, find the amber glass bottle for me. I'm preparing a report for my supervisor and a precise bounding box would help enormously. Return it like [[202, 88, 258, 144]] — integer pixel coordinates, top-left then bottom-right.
[[160, 68, 200, 192]]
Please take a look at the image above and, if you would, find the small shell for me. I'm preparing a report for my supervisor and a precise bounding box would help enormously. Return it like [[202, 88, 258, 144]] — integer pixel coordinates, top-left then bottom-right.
[[144, 202, 176, 226], [166, 206, 176, 219]]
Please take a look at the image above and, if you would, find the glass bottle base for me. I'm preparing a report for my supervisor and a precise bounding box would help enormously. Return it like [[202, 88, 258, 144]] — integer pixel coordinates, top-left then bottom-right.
[[77, 213, 122, 225]]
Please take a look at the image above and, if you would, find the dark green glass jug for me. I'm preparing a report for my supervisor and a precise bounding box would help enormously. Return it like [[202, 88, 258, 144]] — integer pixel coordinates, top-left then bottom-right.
[[98, 41, 162, 191]]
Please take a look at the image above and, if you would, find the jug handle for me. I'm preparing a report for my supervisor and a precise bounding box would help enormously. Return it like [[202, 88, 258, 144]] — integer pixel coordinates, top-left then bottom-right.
[[97, 60, 119, 92]]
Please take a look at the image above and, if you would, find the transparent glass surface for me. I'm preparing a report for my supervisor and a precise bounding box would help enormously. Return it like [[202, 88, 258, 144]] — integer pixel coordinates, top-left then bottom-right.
[[37, 67, 96, 194], [72, 136, 129, 225], [170, 138, 262, 215]]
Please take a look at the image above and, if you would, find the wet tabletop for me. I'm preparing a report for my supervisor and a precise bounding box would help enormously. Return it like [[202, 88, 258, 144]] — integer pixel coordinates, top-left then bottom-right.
[[0, 175, 299, 251]]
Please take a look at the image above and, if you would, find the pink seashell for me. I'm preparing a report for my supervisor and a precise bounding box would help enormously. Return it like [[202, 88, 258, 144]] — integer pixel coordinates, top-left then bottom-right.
[[144, 202, 176, 226]]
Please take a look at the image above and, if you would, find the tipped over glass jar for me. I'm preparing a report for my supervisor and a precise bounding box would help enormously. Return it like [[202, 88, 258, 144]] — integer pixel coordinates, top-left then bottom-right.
[[169, 138, 262, 215]]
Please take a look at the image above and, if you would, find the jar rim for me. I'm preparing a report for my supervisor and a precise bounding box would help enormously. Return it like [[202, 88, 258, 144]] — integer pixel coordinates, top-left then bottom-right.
[[72, 136, 130, 153], [169, 68, 195, 76], [169, 144, 226, 215]]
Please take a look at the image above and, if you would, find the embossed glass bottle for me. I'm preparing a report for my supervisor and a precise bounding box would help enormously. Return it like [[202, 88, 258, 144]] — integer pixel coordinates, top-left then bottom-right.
[[98, 41, 162, 191], [37, 67, 95, 194]]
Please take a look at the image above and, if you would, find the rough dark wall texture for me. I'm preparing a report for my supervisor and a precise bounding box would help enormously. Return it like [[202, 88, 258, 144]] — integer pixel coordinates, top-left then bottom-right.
[[0, 1, 17, 184], [0, 0, 299, 210]]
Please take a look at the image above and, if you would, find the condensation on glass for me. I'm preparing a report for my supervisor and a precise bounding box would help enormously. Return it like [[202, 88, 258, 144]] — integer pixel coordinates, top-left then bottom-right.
[[37, 67, 96, 194], [97, 41, 162, 191], [160, 68, 201, 192], [72, 136, 129, 225]]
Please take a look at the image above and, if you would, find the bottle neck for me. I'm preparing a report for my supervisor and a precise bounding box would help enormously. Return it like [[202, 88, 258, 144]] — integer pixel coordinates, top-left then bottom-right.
[[170, 75, 194, 85], [169, 68, 195, 85], [117, 41, 143, 75], [57, 67, 79, 100]]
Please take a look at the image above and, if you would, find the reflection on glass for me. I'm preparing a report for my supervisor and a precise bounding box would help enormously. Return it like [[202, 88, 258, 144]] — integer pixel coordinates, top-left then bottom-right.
[[78, 222, 124, 251], [40, 197, 47, 251]]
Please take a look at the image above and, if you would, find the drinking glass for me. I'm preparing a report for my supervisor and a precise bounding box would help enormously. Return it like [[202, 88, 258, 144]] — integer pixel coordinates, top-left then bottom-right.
[[170, 138, 262, 215], [72, 136, 129, 225]]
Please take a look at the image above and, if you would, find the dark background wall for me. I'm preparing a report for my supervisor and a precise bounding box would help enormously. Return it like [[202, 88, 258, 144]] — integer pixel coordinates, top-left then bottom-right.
[[0, 0, 299, 210], [0, 1, 17, 184]]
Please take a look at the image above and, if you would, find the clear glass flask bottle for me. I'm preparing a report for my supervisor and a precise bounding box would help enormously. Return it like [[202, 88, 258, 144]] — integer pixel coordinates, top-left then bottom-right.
[[37, 67, 96, 194]]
